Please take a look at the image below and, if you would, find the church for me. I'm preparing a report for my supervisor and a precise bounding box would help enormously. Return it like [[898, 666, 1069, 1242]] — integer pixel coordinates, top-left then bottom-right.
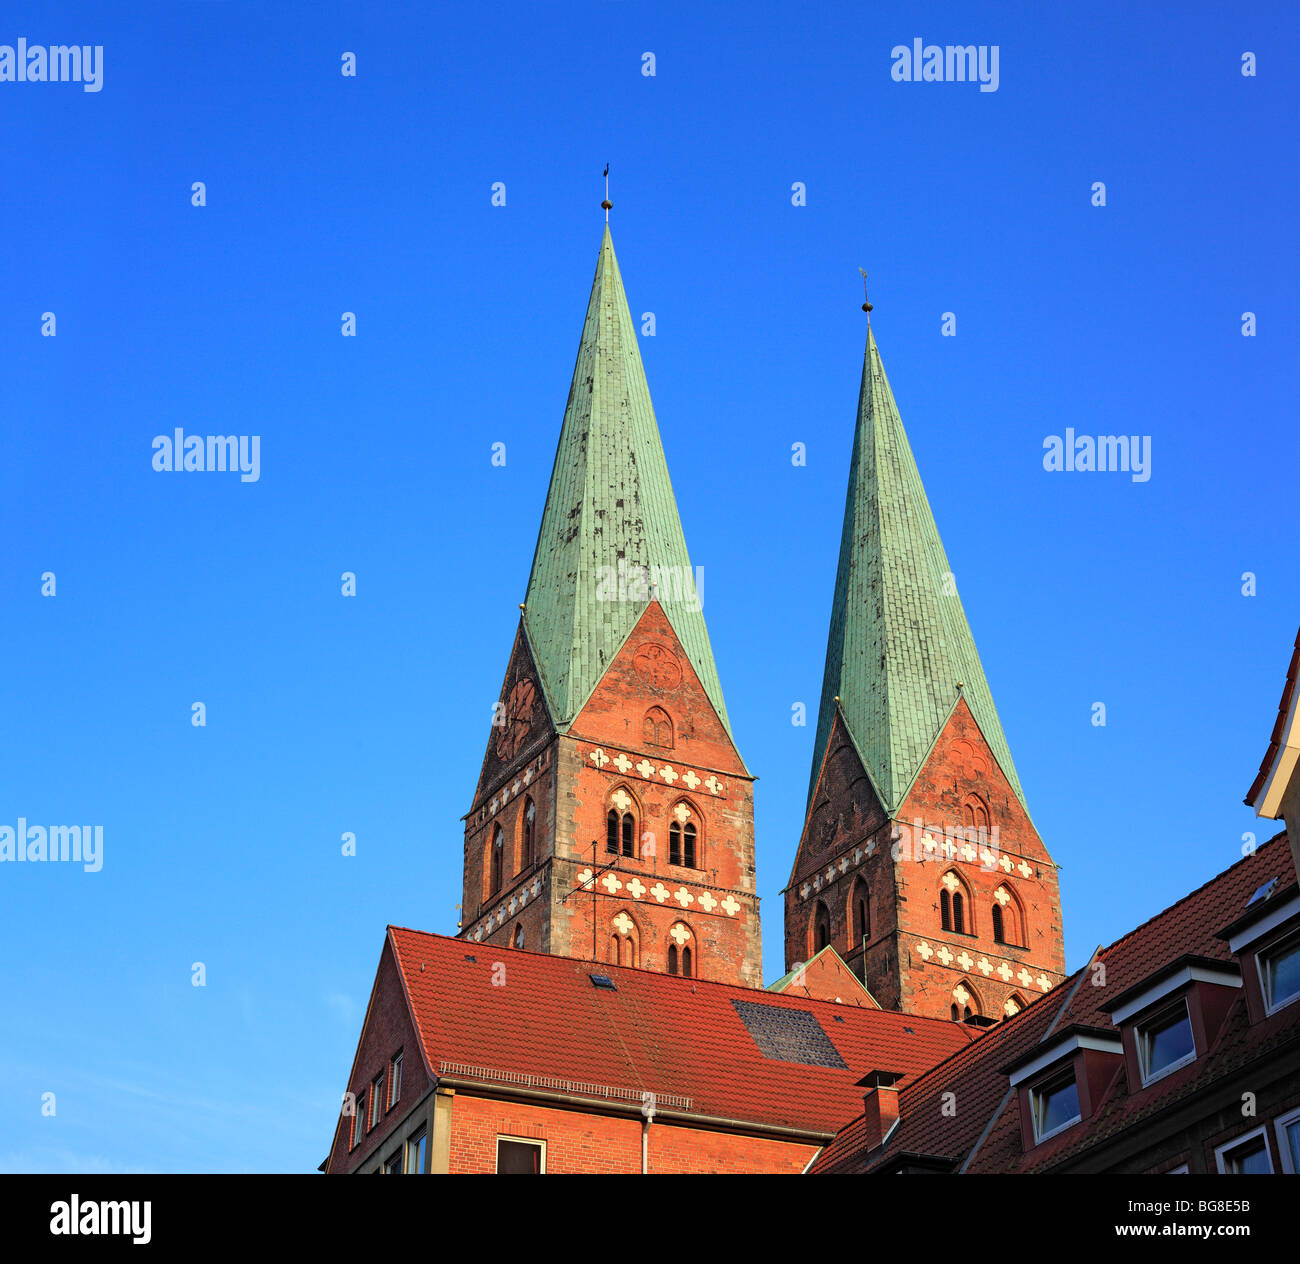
[[320, 225, 1300, 1175]]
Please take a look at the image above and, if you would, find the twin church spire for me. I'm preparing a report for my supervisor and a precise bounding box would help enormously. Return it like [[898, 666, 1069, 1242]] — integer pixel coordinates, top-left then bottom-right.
[[460, 216, 1060, 1012]]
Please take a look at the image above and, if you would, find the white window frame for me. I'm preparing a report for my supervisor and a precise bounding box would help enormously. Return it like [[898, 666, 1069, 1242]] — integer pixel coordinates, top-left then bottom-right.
[[1274, 1106, 1300, 1174], [404, 1126, 427, 1174], [388, 1052, 402, 1109], [1257, 929, 1300, 1016], [351, 1093, 366, 1147], [1136, 1000, 1197, 1086], [495, 1134, 546, 1173], [369, 1073, 383, 1129], [1030, 1070, 1082, 1144], [1214, 1125, 1273, 1174]]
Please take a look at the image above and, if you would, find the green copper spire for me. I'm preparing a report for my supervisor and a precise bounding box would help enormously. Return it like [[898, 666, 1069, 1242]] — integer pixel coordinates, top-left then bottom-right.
[[522, 227, 733, 741], [809, 328, 1027, 815]]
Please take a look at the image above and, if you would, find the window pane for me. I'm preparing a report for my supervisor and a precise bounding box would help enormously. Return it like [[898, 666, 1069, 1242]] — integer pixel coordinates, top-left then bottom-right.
[[406, 1129, 426, 1174], [1142, 1008, 1194, 1079], [1282, 1120, 1300, 1173], [1264, 938, 1300, 1009], [497, 1139, 542, 1174], [1224, 1137, 1270, 1174], [1036, 1078, 1080, 1138]]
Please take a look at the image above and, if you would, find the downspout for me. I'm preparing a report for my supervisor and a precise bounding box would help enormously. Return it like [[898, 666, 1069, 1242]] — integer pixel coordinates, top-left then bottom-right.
[[641, 1092, 655, 1174]]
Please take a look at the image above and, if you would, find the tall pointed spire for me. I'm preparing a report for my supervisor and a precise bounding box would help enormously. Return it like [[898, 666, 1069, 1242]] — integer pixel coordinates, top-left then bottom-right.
[[522, 228, 733, 739], [809, 327, 1027, 815]]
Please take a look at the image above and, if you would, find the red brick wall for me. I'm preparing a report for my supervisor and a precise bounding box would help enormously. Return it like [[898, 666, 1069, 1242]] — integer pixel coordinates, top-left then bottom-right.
[[446, 1093, 816, 1174], [557, 603, 763, 987], [325, 937, 430, 1174], [786, 702, 1067, 1023], [459, 604, 763, 988], [895, 701, 1066, 1021]]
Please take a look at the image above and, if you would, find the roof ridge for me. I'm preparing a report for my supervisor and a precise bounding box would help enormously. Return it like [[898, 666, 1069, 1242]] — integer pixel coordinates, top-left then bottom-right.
[[1097, 828, 1292, 960], [392, 923, 961, 1025]]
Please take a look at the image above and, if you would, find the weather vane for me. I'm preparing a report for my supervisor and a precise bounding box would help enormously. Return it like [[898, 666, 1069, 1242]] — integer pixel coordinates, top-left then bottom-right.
[[859, 267, 873, 319], [601, 164, 612, 221]]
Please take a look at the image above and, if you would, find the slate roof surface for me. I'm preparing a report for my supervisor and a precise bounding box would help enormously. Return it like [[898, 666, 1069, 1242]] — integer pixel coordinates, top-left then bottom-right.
[[813, 831, 1297, 1173], [809, 328, 1026, 815], [521, 226, 732, 741], [387, 925, 975, 1137]]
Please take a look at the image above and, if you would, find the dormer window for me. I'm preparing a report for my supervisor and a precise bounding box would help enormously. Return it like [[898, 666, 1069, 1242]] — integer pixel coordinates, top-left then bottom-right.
[[1030, 1070, 1081, 1144], [1004, 1026, 1122, 1151], [1136, 1002, 1195, 1085], [1259, 928, 1300, 1015]]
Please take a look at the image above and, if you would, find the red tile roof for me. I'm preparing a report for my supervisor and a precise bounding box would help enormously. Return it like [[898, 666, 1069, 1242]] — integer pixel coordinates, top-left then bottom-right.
[[387, 926, 975, 1137], [814, 831, 1297, 1172], [1246, 625, 1300, 807]]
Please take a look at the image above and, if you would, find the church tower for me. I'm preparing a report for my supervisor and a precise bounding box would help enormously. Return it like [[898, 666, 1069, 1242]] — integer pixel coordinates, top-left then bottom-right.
[[785, 324, 1066, 1022], [459, 226, 763, 988]]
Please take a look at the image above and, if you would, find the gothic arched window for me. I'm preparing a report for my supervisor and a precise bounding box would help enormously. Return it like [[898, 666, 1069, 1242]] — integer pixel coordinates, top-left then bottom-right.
[[813, 902, 830, 953], [992, 885, 1023, 946], [489, 824, 503, 895], [668, 803, 699, 868], [643, 707, 673, 749], [605, 790, 637, 859], [939, 871, 971, 935], [521, 797, 535, 869], [851, 878, 870, 947], [513, 923, 524, 949]]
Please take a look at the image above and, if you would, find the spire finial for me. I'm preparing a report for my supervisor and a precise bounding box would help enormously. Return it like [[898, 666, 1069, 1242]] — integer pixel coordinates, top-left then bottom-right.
[[859, 267, 873, 322], [601, 164, 612, 221]]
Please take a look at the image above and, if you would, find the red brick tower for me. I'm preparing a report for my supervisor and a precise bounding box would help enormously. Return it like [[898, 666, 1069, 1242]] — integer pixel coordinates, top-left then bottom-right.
[[458, 227, 762, 987], [784, 326, 1066, 1021]]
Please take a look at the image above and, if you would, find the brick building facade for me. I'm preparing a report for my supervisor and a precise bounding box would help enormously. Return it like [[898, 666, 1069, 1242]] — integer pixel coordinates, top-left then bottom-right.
[[322, 223, 1296, 1176]]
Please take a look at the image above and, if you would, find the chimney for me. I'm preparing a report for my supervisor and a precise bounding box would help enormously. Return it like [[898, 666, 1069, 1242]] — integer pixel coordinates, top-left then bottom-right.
[[856, 1070, 902, 1151]]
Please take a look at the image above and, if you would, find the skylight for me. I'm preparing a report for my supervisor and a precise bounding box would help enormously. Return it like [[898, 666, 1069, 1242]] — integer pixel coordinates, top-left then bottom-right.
[[589, 974, 617, 990], [1248, 878, 1279, 906]]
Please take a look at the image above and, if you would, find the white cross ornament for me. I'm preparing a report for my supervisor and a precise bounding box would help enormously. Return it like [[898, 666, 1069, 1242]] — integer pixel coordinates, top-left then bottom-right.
[[670, 924, 691, 945], [613, 753, 632, 774], [649, 882, 670, 904], [612, 912, 634, 936], [720, 895, 740, 916], [697, 891, 717, 913], [590, 748, 609, 768], [673, 887, 694, 908], [636, 759, 656, 779], [625, 877, 646, 899], [681, 770, 700, 790]]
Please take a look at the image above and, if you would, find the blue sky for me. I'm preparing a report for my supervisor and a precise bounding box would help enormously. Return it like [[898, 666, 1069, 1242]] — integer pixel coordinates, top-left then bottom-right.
[[1, 1, 1296, 1173]]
